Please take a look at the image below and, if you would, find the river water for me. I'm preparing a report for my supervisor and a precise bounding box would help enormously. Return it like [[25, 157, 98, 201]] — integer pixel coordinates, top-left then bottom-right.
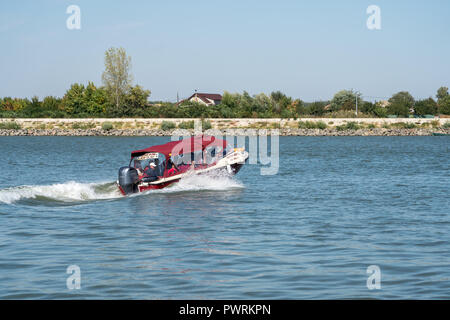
[[0, 136, 448, 299]]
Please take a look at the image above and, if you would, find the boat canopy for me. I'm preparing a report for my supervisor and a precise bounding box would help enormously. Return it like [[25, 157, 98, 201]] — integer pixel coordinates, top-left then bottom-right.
[[130, 135, 228, 158]]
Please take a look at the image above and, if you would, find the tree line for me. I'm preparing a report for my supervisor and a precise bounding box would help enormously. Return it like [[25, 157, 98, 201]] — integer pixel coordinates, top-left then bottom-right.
[[1, 48, 449, 118]]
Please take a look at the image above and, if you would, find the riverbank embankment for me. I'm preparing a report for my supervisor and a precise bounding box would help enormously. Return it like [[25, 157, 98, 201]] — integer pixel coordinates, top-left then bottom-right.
[[0, 118, 449, 136]]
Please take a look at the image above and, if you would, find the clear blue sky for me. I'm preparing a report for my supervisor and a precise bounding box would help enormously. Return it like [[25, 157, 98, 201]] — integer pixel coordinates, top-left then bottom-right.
[[0, 0, 449, 102]]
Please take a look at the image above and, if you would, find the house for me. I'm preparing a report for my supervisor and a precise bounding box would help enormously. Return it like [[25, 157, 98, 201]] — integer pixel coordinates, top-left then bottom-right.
[[178, 92, 222, 106], [377, 100, 390, 108]]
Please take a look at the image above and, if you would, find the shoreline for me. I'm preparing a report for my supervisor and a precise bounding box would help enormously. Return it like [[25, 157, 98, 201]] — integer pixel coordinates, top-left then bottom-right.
[[1, 128, 449, 137], [1, 118, 449, 136]]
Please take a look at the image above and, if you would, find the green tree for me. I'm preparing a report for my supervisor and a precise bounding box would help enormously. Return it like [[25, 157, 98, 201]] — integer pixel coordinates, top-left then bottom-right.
[[270, 91, 292, 114], [373, 106, 387, 118], [308, 101, 326, 116], [360, 101, 375, 114], [414, 98, 438, 116], [122, 85, 151, 117], [436, 86, 449, 102], [253, 93, 273, 115], [62, 83, 86, 115], [388, 91, 415, 109], [41, 96, 63, 117], [102, 47, 133, 113], [21, 96, 42, 117], [387, 102, 410, 117], [84, 82, 108, 116], [438, 95, 450, 115], [330, 90, 362, 111]]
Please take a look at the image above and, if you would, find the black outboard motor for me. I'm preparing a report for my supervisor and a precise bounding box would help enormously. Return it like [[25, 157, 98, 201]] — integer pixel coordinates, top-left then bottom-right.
[[118, 166, 139, 195]]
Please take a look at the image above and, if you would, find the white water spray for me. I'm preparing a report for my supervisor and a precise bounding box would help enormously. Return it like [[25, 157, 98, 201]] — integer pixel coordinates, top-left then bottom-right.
[[0, 174, 244, 205]]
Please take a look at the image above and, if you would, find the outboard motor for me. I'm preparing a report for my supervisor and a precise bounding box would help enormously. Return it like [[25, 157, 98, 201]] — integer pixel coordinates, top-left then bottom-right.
[[118, 166, 139, 195]]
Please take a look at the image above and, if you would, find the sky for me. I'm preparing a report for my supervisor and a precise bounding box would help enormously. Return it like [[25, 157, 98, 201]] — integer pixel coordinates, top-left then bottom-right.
[[0, 0, 449, 102]]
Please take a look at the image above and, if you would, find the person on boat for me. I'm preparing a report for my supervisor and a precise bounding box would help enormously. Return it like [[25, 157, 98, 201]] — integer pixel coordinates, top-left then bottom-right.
[[167, 156, 179, 175], [142, 162, 159, 182], [134, 160, 143, 176]]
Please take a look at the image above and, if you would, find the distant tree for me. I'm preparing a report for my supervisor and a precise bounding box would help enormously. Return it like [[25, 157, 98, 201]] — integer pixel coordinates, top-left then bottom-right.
[[360, 101, 376, 114], [270, 91, 292, 113], [373, 106, 387, 118], [387, 102, 410, 117], [308, 101, 326, 116], [102, 47, 133, 113], [21, 96, 42, 117], [388, 91, 415, 109], [294, 99, 304, 115], [436, 86, 449, 102], [41, 96, 60, 111], [1, 97, 26, 111], [238, 91, 254, 117], [40, 96, 63, 117], [387, 91, 415, 117], [84, 82, 109, 116], [414, 98, 438, 116], [330, 90, 362, 111], [253, 93, 273, 115], [62, 83, 85, 115], [122, 85, 151, 117], [438, 95, 450, 115], [220, 91, 238, 111]]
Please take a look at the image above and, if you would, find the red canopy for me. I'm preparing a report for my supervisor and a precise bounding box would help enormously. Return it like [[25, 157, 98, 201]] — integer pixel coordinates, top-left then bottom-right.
[[130, 135, 228, 158]]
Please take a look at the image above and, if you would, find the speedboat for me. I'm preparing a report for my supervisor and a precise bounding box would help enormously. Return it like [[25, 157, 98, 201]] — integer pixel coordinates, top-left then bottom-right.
[[117, 135, 248, 195]]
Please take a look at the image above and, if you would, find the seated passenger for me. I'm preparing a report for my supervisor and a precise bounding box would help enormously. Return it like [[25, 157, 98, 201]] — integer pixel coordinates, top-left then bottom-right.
[[142, 162, 159, 182], [167, 158, 179, 175]]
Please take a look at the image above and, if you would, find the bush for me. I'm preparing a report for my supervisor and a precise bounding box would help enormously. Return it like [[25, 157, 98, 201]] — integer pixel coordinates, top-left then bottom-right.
[[160, 121, 176, 131], [202, 120, 212, 130], [315, 121, 327, 129], [298, 121, 326, 129], [443, 122, 450, 128], [178, 120, 194, 129], [430, 120, 440, 128], [392, 122, 417, 129], [335, 122, 361, 131], [102, 122, 114, 131], [345, 122, 360, 130], [73, 122, 96, 130], [0, 121, 21, 130], [373, 107, 388, 118], [403, 122, 417, 129]]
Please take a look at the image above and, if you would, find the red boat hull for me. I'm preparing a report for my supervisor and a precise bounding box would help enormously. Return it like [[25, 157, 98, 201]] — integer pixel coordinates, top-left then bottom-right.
[[118, 163, 243, 196]]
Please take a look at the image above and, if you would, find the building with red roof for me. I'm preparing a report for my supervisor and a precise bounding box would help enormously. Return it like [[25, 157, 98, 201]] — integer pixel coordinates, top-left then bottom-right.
[[178, 92, 222, 106]]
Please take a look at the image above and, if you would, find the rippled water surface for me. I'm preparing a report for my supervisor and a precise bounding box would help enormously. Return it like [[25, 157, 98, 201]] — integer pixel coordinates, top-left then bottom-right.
[[0, 136, 449, 299]]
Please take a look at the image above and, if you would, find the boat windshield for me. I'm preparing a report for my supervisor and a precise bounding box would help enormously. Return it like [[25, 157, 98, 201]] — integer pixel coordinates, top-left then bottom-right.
[[132, 152, 166, 176]]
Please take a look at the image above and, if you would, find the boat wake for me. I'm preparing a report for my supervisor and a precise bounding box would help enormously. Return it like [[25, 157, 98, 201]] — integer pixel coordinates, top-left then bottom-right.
[[0, 173, 244, 205], [0, 181, 121, 205]]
